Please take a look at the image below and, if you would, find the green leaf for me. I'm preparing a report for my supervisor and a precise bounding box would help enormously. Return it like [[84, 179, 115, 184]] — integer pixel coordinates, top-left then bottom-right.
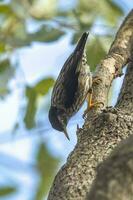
[[107, 0, 124, 16], [10, 0, 29, 19], [0, 186, 17, 196], [5, 26, 65, 48], [86, 38, 106, 71], [99, 36, 113, 52], [99, 0, 124, 25], [0, 4, 12, 15], [0, 59, 10, 73], [0, 43, 6, 53], [29, 0, 58, 20], [76, 0, 124, 26], [24, 86, 37, 129], [34, 78, 54, 95], [72, 9, 94, 30], [24, 78, 54, 129], [28, 26, 65, 43], [0, 59, 14, 97], [34, 143, 59, 200]]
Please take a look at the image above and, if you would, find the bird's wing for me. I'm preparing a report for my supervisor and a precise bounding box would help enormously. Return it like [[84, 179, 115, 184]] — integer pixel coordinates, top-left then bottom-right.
[[61, 32, 89, 108], [63, 53, 80, 108]]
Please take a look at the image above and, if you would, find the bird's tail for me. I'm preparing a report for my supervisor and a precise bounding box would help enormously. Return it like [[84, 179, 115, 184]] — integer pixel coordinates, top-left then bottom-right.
[[74, 32, 89, 56]]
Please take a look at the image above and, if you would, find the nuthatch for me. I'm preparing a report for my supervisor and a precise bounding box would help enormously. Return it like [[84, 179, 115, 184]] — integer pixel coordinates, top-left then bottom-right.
[[49, 32, 92, 140]]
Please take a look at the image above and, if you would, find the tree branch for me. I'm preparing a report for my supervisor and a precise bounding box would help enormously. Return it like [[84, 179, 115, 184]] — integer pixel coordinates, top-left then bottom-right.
[[48, 10, 133, 200], [90, 9, 133, 113], [87, 134, 133, 200]]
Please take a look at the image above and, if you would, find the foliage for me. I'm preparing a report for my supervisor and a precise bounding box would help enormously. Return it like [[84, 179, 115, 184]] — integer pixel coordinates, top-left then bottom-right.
[[0, 0, 125, 199], [0, 58, 14, 98], [24, 78, 54, 129], [34, 143, 59, 200], [0, 186, 17, 196]]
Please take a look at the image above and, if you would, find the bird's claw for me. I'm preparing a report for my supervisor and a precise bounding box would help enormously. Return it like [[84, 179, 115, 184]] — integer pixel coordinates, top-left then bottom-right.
[[83, 101, 104, 119]]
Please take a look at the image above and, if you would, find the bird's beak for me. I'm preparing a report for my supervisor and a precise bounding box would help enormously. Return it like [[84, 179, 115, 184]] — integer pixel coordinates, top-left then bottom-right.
[[63, 127, 70, 141]]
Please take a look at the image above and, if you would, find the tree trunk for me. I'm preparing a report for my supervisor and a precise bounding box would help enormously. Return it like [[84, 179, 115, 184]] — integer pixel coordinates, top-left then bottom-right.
[[48, 9, 133, 200]]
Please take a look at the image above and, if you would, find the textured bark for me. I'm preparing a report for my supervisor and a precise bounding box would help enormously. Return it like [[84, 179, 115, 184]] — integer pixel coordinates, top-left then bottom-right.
[[48, 10, 133, 200], [87, 134, 133, 200]]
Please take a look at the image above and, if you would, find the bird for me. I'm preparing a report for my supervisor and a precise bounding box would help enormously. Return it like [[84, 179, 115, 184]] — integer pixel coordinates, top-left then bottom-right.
[[49, 32, 92, 140]]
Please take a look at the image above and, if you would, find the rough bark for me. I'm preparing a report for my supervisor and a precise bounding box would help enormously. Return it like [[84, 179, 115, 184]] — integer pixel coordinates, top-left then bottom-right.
[[48, 10, 133, 200], [87, 134, 133, 200]]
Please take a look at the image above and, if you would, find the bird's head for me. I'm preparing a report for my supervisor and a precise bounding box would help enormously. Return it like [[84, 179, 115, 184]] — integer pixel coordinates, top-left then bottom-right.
[[48, 106, 70, 140]]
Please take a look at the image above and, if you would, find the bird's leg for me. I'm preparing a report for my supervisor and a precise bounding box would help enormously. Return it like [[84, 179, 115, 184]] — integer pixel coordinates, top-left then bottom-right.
[[83, 77, 104, 119]]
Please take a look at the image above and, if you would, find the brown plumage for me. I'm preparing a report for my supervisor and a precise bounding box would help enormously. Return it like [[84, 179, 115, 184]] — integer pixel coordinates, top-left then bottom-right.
[[49, 32, 92, 140]]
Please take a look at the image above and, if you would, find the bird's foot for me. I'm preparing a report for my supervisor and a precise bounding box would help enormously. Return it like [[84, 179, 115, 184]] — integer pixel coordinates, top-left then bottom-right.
[[83, 102, 104, 119]]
